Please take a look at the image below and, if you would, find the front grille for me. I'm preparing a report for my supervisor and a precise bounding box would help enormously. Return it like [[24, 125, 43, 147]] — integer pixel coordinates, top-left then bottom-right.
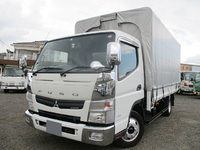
[[38, 110, 81, 123], [189, 85, 193, 88], [36, 95, 85, 109]]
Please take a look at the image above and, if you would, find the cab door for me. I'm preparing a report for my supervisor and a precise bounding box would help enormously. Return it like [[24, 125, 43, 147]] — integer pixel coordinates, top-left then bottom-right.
[[115, 38, 144, 134]]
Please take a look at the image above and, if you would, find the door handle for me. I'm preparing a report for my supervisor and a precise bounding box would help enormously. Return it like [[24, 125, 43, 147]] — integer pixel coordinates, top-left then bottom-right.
[[136, 84, 142, 91]]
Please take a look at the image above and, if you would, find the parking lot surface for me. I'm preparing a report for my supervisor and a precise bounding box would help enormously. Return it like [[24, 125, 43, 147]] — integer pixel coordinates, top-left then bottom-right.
[[0, 90, 200, 150]]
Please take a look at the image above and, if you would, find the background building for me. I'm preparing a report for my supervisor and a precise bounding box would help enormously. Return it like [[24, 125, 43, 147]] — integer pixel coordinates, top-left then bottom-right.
[[0, 41, 46, 74], [181, 63, 200, 72], [11, 41, 46, 60]]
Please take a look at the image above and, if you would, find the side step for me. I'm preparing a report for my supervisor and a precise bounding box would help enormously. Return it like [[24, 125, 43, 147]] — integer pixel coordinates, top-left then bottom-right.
[[144, 107, 168, 125]]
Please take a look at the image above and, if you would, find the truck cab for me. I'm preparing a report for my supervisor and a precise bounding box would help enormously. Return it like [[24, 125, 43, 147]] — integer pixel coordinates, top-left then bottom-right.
[[180, 71, 197, 94], [25, 30, 145, 146], [194, 72, 200, 94], [0, 67, 26, 93]]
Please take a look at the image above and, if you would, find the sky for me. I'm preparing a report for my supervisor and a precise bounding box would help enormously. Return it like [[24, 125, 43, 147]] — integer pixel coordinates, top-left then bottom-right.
[[0, 0, 200, 63]]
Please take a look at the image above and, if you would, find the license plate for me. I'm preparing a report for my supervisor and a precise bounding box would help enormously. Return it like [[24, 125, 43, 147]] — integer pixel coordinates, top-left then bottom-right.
[[8, 87, 16, 89], [46, 120, 62, 136]]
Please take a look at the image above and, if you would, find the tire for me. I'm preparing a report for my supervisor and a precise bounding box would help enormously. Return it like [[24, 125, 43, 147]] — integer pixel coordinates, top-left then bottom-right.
[[4, 89, 9, 93], [163, 99, 172, 116], [180, 90, 183, 94], [115, 111, 144, 148]]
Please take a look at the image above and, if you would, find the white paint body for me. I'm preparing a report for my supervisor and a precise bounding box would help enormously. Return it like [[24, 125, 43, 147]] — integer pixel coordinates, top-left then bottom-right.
[[25, 30, 180, 146], [0, 68, 26, 91]]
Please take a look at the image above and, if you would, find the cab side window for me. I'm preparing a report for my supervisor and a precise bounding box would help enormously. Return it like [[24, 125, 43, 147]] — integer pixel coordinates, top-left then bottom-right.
[[118, 42, 138, 80], [181, 72, 184, 81]]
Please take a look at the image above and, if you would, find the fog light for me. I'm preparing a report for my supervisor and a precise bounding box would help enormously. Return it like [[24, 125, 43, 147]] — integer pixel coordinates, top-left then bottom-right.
[[25, 116, 30, 123], [35, 119, 39, 124], [90, 132, 103, 141]]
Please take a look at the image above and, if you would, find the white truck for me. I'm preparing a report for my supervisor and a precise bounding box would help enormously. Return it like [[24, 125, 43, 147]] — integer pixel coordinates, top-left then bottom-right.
[[0, 67, 26, 93], [24, 7, 180, 147], [180, 71, 196, 94]]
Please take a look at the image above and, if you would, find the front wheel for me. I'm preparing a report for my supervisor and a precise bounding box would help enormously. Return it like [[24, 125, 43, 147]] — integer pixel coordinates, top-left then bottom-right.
[[4, 89, 9, 93], [115, 111, 144, 148]]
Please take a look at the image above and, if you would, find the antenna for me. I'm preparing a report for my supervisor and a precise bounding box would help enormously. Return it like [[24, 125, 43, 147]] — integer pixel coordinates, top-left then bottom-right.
[[45, 21, 56, 40]]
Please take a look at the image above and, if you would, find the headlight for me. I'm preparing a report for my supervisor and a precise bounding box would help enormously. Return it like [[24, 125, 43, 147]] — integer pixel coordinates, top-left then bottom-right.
[[88, 72, 115, 124], [19, 82, 24, 86], [27, 79, 32, 94], [88, 112, 106, 123], [26, 92, 34, 111], [89, 72, 116, 124], [27, 84, 32, 93], [88, 98, 115, 124], [1, 82, 5, 86], [92, 72, 115, 100]]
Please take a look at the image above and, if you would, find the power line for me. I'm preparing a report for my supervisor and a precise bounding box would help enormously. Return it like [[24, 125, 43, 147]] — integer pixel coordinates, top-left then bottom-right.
[[0, 39, 14, 50]]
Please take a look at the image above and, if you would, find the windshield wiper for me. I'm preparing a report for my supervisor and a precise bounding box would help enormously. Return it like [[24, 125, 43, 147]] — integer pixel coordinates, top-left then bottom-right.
[[33, 67, 63, 75], [60, 66, 90, 76]]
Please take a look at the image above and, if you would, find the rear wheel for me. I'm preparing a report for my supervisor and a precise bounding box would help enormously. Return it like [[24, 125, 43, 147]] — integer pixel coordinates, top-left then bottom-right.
[[115, 111, 144, 148], [163, 99, 172, 116]]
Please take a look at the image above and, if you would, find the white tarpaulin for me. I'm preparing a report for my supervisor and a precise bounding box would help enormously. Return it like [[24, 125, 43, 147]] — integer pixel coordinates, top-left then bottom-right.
[[75, 7, 180, 91]]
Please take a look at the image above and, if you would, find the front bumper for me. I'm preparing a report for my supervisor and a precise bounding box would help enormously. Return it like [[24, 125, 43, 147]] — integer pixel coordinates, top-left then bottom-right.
[[25, 110, 114, 146], [1, 86, 25, 90], [181, 87, 194, 93]]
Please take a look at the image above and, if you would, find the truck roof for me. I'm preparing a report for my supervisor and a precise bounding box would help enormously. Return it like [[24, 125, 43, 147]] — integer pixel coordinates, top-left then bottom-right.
[[48, 29, 138, 43], [75, 7, 181, 91]]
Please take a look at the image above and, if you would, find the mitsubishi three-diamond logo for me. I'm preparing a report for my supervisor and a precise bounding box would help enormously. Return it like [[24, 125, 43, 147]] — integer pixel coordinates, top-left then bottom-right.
[[53, 100, 59, 107]]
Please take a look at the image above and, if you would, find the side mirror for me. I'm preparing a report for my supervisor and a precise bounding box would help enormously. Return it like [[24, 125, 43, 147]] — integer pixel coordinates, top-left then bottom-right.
[[107, 42, 121, 65], [20, 55, 27, 69], [90, 61, 105, 72], [24, 69, 28, 77], [181, 77, 184, 81], [37, 53, 40, 59]]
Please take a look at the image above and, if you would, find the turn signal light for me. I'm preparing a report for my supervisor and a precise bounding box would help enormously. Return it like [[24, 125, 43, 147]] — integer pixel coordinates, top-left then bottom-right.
[[184, 83, 188, 86]]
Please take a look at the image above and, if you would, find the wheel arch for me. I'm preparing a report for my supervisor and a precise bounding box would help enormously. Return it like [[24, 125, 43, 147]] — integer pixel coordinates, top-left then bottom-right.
[[130, 99, 144, 120], [114, 99, 145, 148], [171, 94, 175, 106], [114, 99, 144, 141]]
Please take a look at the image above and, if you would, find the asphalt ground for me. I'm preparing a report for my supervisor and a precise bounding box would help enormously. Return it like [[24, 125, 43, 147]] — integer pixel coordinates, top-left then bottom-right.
[[0, 90, 200, 150]]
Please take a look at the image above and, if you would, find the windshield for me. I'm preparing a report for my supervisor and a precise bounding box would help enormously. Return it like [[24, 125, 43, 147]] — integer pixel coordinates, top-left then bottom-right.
[[184, 72, 196, 81], [33, 33, 115, 73], [195, 73, 200, 82], [2, 68, 24, 77]]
